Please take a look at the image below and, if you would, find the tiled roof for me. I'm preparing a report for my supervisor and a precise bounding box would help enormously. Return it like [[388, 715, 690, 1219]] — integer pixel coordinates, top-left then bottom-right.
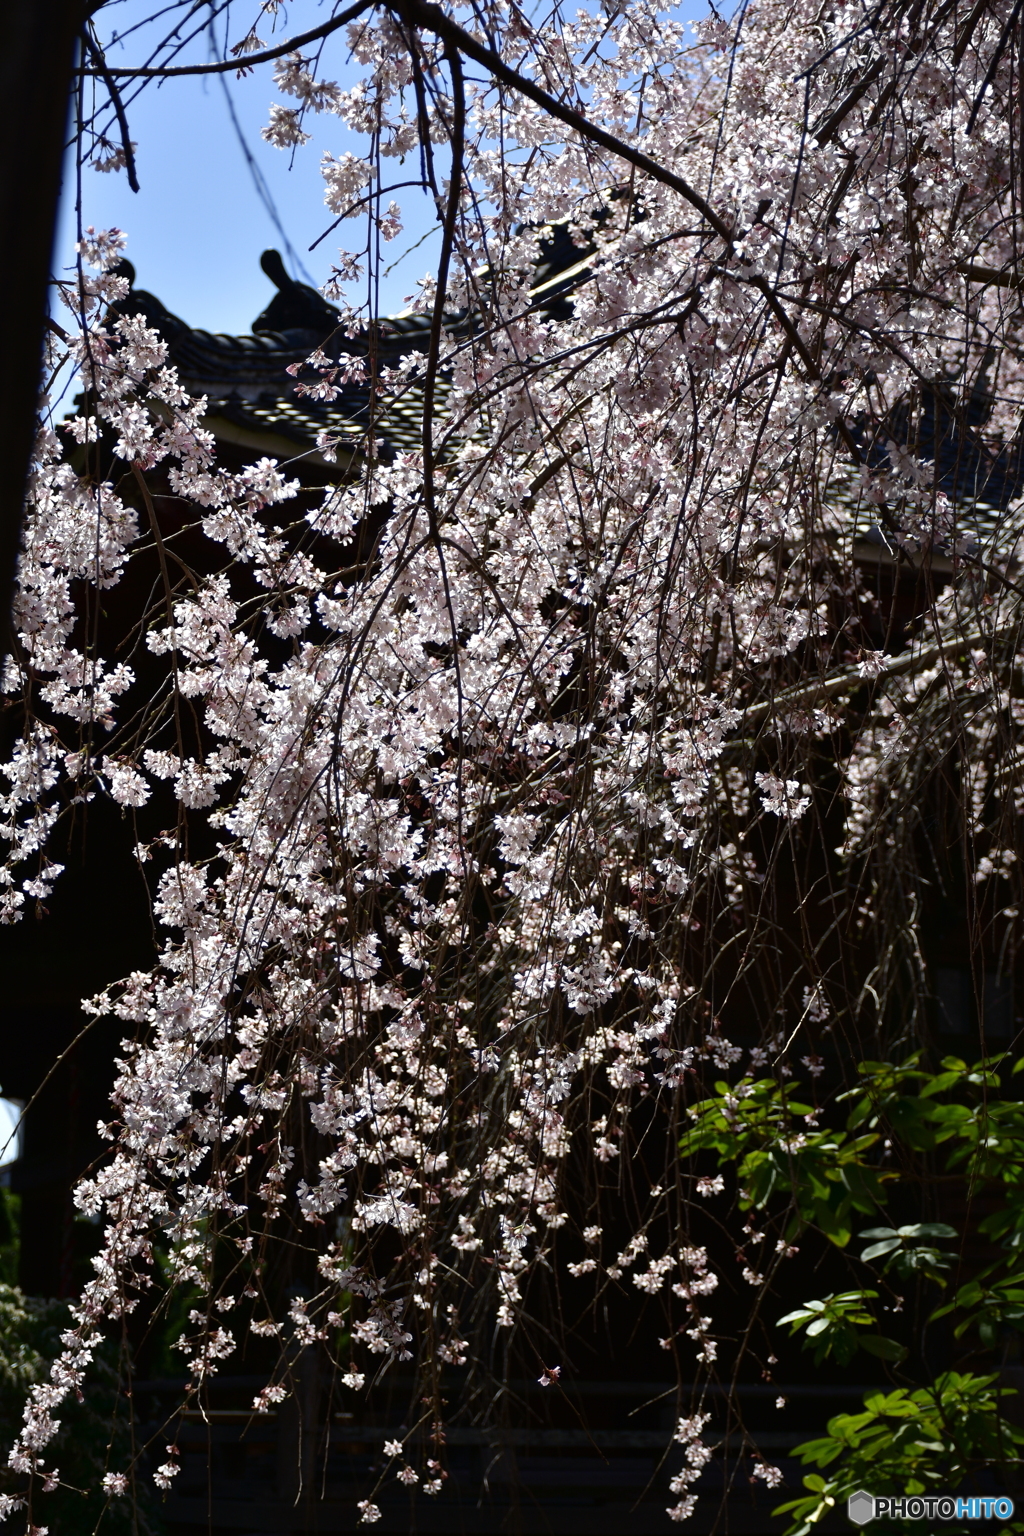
[[110, 270, 435, 468], [109, 241, 1023, 565], [109, 230, 587, 471]]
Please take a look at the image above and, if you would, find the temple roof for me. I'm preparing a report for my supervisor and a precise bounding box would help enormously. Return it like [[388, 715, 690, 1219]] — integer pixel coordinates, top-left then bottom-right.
[[108, 231, 587, 471], [105, 243, 1021, 570], [110, 258, 432, 468]]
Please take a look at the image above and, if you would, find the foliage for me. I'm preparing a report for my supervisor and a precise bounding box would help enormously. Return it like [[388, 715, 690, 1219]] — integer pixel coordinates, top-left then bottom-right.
[[777, 1291, 901, 1367], [0, 1193, 19, 1289], [680, 1077, 890, 1247], [856, 1225, 957, 1285], [685, 1056, 1024, 1530], [0, 1284, 159, 1533], [776, 1375, 1024, 1536]]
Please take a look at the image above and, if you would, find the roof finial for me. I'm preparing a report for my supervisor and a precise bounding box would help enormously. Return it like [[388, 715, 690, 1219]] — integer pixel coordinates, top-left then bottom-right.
[[253, 249, 339, 338], [260, 249, 290, 290]]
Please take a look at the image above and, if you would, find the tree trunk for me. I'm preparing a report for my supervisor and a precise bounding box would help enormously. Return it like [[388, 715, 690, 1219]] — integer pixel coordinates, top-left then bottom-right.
[[0, 1, 83, 625]]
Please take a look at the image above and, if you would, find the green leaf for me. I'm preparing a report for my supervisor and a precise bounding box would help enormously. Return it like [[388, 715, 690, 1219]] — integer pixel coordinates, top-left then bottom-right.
[[845, 1096, 874, 1130], [861, 1239, 901, 1261], [920, 1070, 968, 1098], [898, 1223, 957, 1239], [815, 1204, 852, 1246], [778, 1308, 813, 1326], [859, 1334, 907, 1361]]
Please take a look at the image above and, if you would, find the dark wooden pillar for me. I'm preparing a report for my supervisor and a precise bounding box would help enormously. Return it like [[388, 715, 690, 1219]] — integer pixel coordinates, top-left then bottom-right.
[[0, 1, 84, 622]]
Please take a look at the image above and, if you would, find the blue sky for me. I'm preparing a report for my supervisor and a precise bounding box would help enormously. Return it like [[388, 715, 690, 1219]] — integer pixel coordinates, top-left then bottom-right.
[[56, 1, 444, 332], [57, 0, 706, 337]]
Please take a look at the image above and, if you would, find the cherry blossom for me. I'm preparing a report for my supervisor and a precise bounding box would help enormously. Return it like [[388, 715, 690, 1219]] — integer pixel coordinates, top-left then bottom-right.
[[7, 0, 1024, 1525]]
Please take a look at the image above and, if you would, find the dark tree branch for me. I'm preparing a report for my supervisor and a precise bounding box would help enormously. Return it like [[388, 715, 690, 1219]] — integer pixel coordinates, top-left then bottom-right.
[[395, 0, 843, 402], [84, 30, 140, 192], [76, 1, 375, 77], [395, 0, 738, 248]]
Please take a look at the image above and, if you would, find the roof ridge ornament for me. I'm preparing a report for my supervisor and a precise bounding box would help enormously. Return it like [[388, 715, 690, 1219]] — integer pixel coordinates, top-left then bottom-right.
[[252, 249, 340, 340]]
